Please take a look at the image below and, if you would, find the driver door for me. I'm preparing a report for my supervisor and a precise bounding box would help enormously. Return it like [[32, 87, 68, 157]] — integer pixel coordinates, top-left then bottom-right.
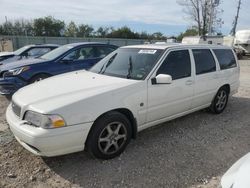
[[147, 49, 194, 123], [60, 46, 98, 71]]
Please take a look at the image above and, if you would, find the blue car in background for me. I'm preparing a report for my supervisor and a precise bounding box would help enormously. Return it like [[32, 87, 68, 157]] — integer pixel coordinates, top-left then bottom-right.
[[0, 44, 59, 64], [0, 42, 117, 95]]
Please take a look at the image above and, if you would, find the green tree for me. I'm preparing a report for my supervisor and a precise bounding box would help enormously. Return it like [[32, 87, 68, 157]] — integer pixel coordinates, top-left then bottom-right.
[[65, 21, 78, 37], [96, 27, 113, 37], [23, 21, 34, 36], [33, 16, 65, 36], [0, 19, 33, 36], [10, 20, 33, 36], [77, 24, 94, 37], [139, 31, 150, 39], [107, 26, 139, 39], [12, 21, 22, 35], [177, 28, 199, 41], [177, 0, 223, 36], [1, 21, 14, 35]]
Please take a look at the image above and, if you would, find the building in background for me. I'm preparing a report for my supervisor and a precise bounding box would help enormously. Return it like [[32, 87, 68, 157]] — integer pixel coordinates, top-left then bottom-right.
[[0, 38, 13, 52]]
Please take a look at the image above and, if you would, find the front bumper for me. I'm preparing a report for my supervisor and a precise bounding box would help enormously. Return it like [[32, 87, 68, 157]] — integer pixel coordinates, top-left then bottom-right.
[[6, 105, 93, 157], [0, 77, 27, 95]]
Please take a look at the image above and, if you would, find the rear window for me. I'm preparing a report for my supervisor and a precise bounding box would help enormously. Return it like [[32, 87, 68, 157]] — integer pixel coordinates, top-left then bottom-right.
[[213, 49, 237, 70], [193, 49, 216, 75]]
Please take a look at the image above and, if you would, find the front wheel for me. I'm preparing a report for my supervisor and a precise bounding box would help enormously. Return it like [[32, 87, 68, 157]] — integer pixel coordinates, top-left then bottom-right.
[[210, 87, 229, 114], [29, 74, 50, 84], [86, 111, 132, 159]]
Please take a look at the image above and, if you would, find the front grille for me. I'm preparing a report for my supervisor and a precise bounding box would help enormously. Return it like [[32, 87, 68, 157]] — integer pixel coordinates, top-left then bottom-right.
[[12, 102, 21, 118]]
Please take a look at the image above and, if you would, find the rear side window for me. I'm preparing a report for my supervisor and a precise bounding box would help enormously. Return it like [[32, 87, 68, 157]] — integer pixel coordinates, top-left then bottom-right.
[[96, 46, 116, 58], [157, 50, 191, 80], [62, 47, 96, 60], [193, 49, 216, 75], [213, 49, 237, 70]]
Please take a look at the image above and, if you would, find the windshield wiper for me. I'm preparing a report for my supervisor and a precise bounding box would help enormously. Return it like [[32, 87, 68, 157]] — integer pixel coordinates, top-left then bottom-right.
[[98, 63, 106, 74], [127, 56, 133, 79], [98, 54, 117, 74]]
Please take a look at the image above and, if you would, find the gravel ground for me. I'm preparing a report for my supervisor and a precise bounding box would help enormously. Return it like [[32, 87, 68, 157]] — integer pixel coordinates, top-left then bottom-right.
[[1, 59, 250, 188]]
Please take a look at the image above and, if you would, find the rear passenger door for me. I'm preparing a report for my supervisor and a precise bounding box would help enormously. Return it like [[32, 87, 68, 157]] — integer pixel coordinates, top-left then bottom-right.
[[65, 45, 116, 71], [95, 45, 116, 59], [62, 46, 97, 71], [147, 49, 194, 122], [191, 49, 219, 108]]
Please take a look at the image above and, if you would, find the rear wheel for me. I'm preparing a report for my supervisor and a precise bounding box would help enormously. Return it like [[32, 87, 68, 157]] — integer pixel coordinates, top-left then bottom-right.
[[29, 74, 50, 84], [86, 111, 132, 159], [210, 87, 229, 114]]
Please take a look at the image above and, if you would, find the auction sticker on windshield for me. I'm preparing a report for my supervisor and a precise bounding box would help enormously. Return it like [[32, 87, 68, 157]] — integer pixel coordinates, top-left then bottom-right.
[[138, 50, 157, 54]]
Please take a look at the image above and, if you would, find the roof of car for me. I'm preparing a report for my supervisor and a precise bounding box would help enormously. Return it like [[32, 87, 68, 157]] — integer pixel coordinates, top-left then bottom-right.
[[26, 44, 60, 47], [121, 43, 232, 50], [64, 42, 116, 47]]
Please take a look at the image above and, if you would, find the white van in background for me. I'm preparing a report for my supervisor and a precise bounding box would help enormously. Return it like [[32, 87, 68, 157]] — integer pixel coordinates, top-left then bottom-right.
[[235, 30, 250, 54], [182, 36, 223, 45]]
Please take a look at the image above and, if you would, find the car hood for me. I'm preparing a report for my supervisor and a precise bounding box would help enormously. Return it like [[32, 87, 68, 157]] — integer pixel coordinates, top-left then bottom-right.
[[0, 51, 14, 56], [221, 153, 250, 188], [0, 58, 46, 71], [13, 71, 139, 113]]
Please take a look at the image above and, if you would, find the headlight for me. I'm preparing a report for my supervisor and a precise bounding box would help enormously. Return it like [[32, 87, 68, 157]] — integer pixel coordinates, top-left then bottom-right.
[[24, 111, 66, 129], [4, 66, 30, 77]]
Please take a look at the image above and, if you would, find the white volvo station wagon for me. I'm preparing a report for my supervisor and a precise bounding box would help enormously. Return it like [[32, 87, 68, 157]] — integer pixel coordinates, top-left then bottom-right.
[[6, 44, 240, 159]]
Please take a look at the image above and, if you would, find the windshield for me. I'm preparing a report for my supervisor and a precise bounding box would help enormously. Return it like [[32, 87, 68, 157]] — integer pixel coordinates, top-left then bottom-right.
[[39, 45, 74, 60], [90, 48, 163, 80], [14, 46, 30, 55]]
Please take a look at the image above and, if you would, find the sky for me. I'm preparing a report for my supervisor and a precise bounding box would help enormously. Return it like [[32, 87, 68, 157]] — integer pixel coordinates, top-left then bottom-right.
[[0, 0, 249, 36]]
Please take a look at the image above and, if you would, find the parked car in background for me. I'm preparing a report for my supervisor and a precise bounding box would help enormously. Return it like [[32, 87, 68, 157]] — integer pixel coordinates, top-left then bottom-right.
[[0, 42, 117, 95], [223, 36, 246, 60], [235, 30, 250, 55], [6, 44, 239, 159], [0, 44, 59, 64], [220, 152, 250, 188]]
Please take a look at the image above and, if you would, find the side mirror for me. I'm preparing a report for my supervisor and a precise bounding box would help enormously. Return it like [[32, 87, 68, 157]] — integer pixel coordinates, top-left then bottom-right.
[[22, 52, 28, 57], [152, 74, 172, 85]]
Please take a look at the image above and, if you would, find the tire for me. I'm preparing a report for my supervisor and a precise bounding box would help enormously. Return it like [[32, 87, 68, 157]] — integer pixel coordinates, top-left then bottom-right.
[[86, 111, 132, 159], [210, 87, 229, 114], [29, 74, 50, 84]]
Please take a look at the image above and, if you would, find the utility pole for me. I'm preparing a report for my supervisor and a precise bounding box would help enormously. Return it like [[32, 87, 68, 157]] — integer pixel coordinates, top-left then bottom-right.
[[5, 16, 9, 36], [208, 0, 214, 36], [230, 0, 241, 36]]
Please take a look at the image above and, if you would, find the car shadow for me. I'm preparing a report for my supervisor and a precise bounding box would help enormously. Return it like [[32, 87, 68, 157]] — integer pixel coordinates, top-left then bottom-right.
[[0, 94, 12, 102], [40, 96, 250, 187], [242, 56, 250, 60]]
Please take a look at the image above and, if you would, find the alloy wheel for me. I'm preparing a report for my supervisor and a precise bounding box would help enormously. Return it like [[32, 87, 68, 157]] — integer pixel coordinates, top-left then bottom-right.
[[215, 90, 227, 111], [98, 122, 127, 155]]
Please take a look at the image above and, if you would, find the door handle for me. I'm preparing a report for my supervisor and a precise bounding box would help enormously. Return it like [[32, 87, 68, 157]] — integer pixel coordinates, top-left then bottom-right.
[[185, 80, 194, 85]]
